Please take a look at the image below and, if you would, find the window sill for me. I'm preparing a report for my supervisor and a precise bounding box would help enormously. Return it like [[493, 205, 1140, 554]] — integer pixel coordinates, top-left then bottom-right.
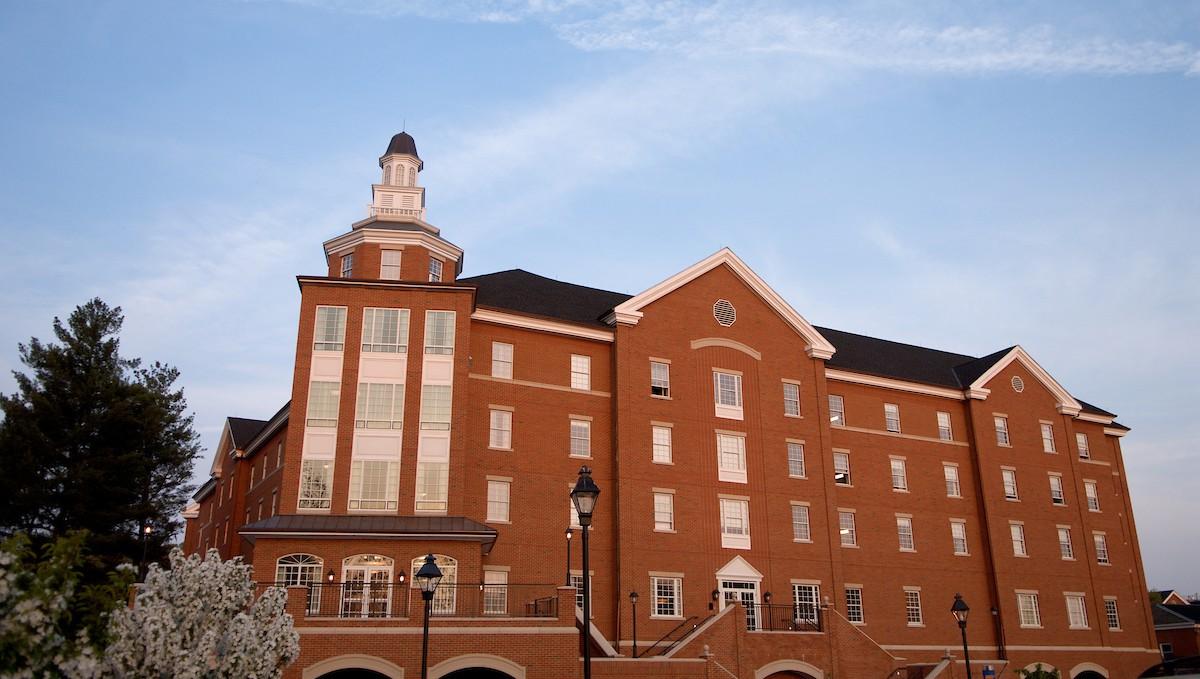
[[1052, 503, 1068, 508], [893, 488, 910, 494], [1005, 497, 1021, 503], [488, 446, 512, 452], [650, 395, 673, 401], [650, 615, 684, 621], [899, 548, 917, 553], [784, 414, 803, 419], [998, 443, 1012, 448], [652, 460, 675, 466], [906, 623, 925, 628], [1014, 554, 1030, 558], [789, 475, 807, 480], [654, 529, 677, 534], [1098, 562, 1111, 567], [948, 495, 963, 499], [851, 621, 866, 626], [1088, 508, 1101, 513], [886, 429, 901, 435], [569, 454, 593, 460], [487, 519, 511, 525], [835, 483, 853, 489], [793, 538, 813, 544], [490, 375, 513, 381], [954, 552, 970, 557], [1069, 626, 1091, 631], [1020, 625, 1043, 630], [841, 544, 859, 549], [1061, 557, 1076, 562]]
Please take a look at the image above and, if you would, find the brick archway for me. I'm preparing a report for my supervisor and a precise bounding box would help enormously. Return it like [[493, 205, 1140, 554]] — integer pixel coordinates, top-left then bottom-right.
[[302, 654, 404, 679], [755, 659, 825, 679], [429, 654, 525, 679]]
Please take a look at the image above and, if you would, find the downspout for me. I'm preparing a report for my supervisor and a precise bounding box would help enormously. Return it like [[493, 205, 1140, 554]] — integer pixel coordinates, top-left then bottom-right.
[[964, 399, 1007, 660]]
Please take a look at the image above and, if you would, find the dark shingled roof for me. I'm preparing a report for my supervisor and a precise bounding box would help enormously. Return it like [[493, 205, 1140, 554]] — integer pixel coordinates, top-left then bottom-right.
[[383, 132, 423, 169], [240, 514, 499, 552], [228, 417, 269, 448], [1078, 399, 1116, 418], [1154, 603, 1200, 626], [458, 269, 632, 328], [816, 326, 982, 389]]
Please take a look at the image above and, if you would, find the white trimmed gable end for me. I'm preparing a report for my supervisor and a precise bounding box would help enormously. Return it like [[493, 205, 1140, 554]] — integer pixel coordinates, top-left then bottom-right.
[[966, 346, 1082, 416], [606, 248, 836, 360]]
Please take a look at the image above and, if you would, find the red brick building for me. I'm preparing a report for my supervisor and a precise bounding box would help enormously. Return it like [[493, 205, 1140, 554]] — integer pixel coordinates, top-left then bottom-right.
[[182, 132, 1159, 679]]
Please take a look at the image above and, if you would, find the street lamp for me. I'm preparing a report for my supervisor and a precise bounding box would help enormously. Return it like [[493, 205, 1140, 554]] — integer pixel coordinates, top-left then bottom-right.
[[416, 554, 444, 679], [951, 593, 972, 679], [571, 466, 600, 679], [629, 591, 639, 658], [139, 524, 153, 581], [565, 527, 574, 586]]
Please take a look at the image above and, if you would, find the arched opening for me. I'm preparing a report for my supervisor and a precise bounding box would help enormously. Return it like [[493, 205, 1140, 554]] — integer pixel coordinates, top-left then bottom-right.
[[408, 167, 416, 185], [762, 673, 818, 679], [429, 653, 525, 679], [302, 654, 404, 679], [276, 553, 323, 615], [316, 671, 390, 679], [755, 659, 824, 679], [441, 670, 515, 679], [411, 554, 458, 615], [383, 165, 391, 185], [341, 554, 394, 617], [1074, 672, 1106, 679]]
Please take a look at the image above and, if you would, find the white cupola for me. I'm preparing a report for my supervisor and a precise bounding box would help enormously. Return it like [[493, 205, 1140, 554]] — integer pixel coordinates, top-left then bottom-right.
[[370, 131, 426, 220]]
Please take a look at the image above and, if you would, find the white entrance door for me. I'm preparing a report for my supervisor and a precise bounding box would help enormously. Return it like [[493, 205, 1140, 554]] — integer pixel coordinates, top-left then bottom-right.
[[720, 579, 760, 630], [341, 556, 393, 618]]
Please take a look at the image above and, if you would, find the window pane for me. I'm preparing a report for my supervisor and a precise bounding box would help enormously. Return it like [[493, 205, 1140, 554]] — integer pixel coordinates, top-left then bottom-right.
[[654, 493, 674, 531], [783, 382, 800, 416], [834, 452, 851, 485], [839, 511, 856, 546], [361, 308, 409, 353], [306, 381, 341, 426], [415, 461, 448, 512], [884, 404, 901, 432], [937, 411, 952, 441], [487, 480, 510, 522], [651, 361, 670, 397], [787, 442, 805, 477], [714, 372, 742, 407], [1041, 423, 1056, 452], [828, 395, 845, 426], [944, 465, 961, 497], [652, 426, 672, 463], [424, 311, 456, 354], [571, 355, 591, 390], [489, 410, 512, 449], [570, 420, 591, 457], [298, 459, 332, 509], [791, 505, 810, 541], [380, 250, 401, 279], [491, 342, 513, 379], [419, 385, 452, 429], [891, 459, 908, 491], [314, 307, 347, 351]]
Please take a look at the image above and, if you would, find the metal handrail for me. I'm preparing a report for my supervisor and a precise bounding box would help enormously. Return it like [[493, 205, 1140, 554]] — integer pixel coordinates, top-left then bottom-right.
[[643, 615, 700, 657]]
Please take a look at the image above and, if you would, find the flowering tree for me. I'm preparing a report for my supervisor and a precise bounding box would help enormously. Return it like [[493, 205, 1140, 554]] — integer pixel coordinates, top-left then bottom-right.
[[102, 548, 299, 679]]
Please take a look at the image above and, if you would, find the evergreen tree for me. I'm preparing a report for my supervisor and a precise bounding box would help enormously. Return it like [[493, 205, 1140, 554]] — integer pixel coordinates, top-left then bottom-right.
[[0, 299, 200, 574]]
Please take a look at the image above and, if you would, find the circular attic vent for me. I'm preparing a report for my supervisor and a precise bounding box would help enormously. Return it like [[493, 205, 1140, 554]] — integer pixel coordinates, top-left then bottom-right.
[[713, 299, 737, 327], [1011, 375, 1025, 393]]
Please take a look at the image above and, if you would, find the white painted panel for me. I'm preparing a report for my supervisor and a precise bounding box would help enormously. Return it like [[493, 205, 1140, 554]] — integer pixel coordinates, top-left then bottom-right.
[[303, 429, 337, 458], [359, 355, 407, 381], [354, 432, 403, 459], [421, 354, 454, 385], [417, 431, 451, 462], [311, 353, 345, 380], [715, 404, 744, 421]]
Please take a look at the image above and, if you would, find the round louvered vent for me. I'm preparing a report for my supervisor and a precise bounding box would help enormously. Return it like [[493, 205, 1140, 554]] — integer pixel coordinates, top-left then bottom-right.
[[1011, 375, 1025, 393], [713, 299, 736, 327]]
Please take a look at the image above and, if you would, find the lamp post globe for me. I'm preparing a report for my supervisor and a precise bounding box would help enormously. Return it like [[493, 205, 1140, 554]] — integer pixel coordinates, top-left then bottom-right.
[[571, 466, 600, 679], [629, 591, 639, 659], [951, 593, 972, 679], [416, 554, 444, 679]]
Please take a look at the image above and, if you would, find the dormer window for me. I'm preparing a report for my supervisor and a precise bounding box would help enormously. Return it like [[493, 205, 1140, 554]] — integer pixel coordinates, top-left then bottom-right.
[[341, 254, 354, 279], [429, 258, 443, 282]]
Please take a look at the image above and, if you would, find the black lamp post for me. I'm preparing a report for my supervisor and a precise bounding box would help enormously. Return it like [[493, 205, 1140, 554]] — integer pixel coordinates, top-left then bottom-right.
[[571, 466, 600, 679], [951, 593, 972, 679], [138, 524, 152, 581], [629, 591, 639, 658], [416, 554, 444, 679], [565, 527, 574, 586]]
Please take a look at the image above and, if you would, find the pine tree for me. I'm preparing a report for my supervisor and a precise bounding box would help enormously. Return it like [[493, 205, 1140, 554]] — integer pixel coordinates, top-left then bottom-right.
[[0, 299, 200, 574]]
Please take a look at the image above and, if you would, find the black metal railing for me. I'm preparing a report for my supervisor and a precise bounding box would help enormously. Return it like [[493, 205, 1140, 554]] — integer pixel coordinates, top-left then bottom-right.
[[261, 582, 558, 620], [746, 603, 822, 632], [641, 615, 701, 657]]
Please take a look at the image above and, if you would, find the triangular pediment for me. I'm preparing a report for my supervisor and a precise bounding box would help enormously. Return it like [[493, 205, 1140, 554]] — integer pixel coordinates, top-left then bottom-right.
[[715, 555, 763, 581], [966, 346, 1082, 416], [606, 248, 836, 360]]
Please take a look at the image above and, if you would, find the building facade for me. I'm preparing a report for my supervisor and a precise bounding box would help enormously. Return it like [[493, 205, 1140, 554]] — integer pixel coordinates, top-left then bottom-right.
[[182, 133, 1160, 679]]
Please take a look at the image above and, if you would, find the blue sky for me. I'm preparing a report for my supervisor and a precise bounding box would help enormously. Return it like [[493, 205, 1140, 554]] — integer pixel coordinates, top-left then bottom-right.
[[1, 1, 1197, 591]]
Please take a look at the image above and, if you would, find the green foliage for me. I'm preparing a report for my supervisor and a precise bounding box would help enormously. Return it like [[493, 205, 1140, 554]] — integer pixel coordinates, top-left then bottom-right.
[[1014, 664, 1061, 678], [0, 298, 200, 574], [0, 531, 134, 678]]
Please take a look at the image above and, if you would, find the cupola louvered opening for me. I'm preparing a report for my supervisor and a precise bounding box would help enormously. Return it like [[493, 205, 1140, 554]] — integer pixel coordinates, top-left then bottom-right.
[[1011, 375, 1025, 393], [713, 299, 736, 327]]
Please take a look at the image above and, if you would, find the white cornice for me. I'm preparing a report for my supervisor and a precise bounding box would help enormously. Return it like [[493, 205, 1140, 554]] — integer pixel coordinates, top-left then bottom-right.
[[1103, 427, 1129, 438], [607, 248, 837, 360], [967, 346, 1082, 415], [296, 277, 472, 294], [1077, 412, 1115, 425], [471, 308, 614, 342], [825, 369, 966, 400], [323, 227, 461, 263]]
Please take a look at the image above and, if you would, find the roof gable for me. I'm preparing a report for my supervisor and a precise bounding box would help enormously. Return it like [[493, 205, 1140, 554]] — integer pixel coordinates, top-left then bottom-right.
[[607, 248, 836, 359], [965, 346, 1082, 415]]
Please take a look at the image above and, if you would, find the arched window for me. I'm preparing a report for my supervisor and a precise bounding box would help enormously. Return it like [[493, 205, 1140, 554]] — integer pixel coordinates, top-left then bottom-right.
[[383, 165, 391, 185], [411, 554, 458, 615], [276, 554, 323, 614], [408, 167, 416, 186], [341, 554, 395, 618]]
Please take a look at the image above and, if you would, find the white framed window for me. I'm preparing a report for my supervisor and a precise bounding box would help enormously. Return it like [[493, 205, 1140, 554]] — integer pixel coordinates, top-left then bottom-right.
[[490, 342, 513, 379], [787, 442, 806, 478], [1094, 533, 1110, 564], [791, 503, 811, 542], [1058, 526, 1075, 560], [489, 409, 512, 449], [950, 520, 969, 555], [783, 382, 801, 417], [1010, 523, 1028, 557], [713, 371, 743, 419], [1163, 642, 1175, 660], [651, 576, 682, 618], [884, 403, 901, 433], [1049, 474, 1066, 505], [845, 587, 864, 623], [839, 510, 857, 547], [423, 311, 456, 355], [341, 253, 353, 278], [349, 459, 400, 510], [355, 382, 404, 429], [829, 394, 845, 426], [904, 589, 923, 625], [1076, 432, 1091, 459], [833, 451, 851, 486], [1018, 592, 1042, 627], [1041, 423, 1056, 453], [569, 418, 591, 458], [487, 479, 510, 522], [1104, 598, 1121, 630], [1066, 594, 1089, 629], [995, 416, 1010, 446], [419, 385, 452, 430], [652, 426, 673, 463], [793, 583, 820, 624], [298, 459, 332, 509], [653, 492, 675, 532], [414, 461, 448, 512], [569, 572, 587, 611], [944, 464, 961, 498], [937, 411, 953, 441], [275, 554, 323, 614], [314, 306, 347, 351], [717, 433, 747, 483], [428, 258, 443, 282], [896, 516, 915, 551], [380, 250, 401, 280], [720, 498, 750, 549], [650, 361, 670, 397], [306, 381, 341, 427], [1084, 481, 1100, 511], [1002, 468, 1019, 500], [890, 458, 908, 491], [483, 570, 508, 615], [570, 355, 591, 390], [568, 491, 580, 529]]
